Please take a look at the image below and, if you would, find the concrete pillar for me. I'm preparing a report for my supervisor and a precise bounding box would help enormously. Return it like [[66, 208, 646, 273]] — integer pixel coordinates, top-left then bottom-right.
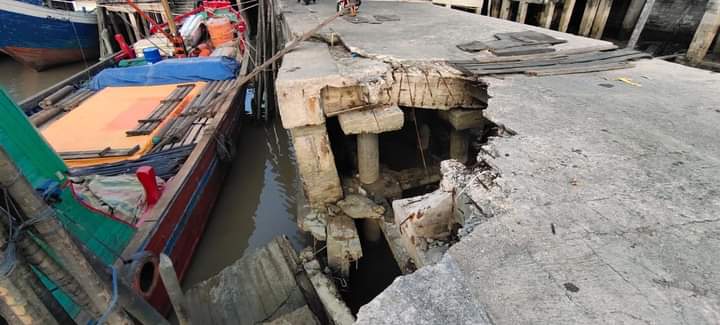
[[357, 133, 379, 184], [449, 129, 469, 164], [360, 219, 382, 243]]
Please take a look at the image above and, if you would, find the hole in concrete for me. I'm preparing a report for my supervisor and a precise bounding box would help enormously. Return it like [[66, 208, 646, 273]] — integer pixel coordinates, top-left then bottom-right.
[[340, 219, 402, 314]]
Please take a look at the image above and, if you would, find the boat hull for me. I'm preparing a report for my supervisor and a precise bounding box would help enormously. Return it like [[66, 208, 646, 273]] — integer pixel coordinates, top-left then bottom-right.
[[0, 0, 99, 70], [131, 88, 244, 315]]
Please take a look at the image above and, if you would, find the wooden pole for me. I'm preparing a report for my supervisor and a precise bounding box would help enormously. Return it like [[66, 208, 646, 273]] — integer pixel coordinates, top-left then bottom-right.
[[558, 0, 576, 32], [159, 254, 190, 325], [621, 0, 646, 37], [516, 1, 528, 23], [127, 13, 144, 42], [578, 0, 600, 36], [160, 0, 178, 35], [627, 0, 655, 48], [0, 147, 132, 325], [590, 0, 613, 39], [687, 0, 720, 64], [499, 0, 511, 20], [539, 0, 556, 29]]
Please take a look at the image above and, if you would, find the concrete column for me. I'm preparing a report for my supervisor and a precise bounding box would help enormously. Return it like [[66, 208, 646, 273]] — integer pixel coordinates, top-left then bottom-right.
[[450, 129, 469, 164], [358, 133, 379, 184]]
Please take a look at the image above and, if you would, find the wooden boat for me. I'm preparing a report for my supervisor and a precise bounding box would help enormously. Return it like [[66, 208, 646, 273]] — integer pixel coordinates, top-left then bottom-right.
[[0, 0, 100, 70], [2, 4, 250, 319]]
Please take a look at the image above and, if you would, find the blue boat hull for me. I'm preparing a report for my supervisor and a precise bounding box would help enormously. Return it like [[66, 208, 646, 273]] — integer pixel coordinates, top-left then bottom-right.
[[0, 0, 99, 70]]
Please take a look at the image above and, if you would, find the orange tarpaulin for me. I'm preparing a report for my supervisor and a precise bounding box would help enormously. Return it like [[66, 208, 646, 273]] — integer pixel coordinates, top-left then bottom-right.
[[41, 83, 204, 168]]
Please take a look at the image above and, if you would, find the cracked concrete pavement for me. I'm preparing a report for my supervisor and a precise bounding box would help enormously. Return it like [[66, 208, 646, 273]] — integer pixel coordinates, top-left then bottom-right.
[[357, 60, 720, 324], [275, 0, 720, 323]]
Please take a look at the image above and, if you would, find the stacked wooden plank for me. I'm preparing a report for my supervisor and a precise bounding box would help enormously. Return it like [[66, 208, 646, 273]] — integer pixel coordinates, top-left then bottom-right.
[[31, 87, 98, 126], [151, 79, 236, 152], [126, 84, 195, 136], [449, 48, 650, 76]]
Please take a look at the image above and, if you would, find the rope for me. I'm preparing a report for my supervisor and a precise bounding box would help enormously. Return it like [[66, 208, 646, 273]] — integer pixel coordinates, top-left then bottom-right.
[[88, 266, 118, 325], [69, 19, 91, 75], [0, 242, 17, 280]]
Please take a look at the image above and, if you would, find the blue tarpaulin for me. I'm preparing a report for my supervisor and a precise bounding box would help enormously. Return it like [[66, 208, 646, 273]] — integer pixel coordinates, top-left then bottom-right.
[[89, 57, 239, 90]]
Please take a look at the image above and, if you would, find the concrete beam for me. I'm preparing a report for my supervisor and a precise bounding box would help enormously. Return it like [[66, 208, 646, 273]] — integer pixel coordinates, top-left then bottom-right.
[[338, 105, 404, 135], [290, 124, 343, 206], [277, 42, 353, 129], [438, 109, 486, 130]]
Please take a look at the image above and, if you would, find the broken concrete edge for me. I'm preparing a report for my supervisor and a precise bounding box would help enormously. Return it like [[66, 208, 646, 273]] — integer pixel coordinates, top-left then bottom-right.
[[302, 259, 356, 325], [276, 38, 489, 131]]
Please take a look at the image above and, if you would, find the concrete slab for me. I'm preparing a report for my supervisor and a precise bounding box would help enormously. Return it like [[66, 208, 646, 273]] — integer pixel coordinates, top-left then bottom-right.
[[357, 60, 720, 324], [279, 0, 614, 62]]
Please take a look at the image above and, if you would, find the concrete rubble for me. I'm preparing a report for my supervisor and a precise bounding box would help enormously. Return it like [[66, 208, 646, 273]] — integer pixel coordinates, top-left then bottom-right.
[[337, 194, 385, 219], [326, 213, 363, 276], [274, 0, 720, 324]]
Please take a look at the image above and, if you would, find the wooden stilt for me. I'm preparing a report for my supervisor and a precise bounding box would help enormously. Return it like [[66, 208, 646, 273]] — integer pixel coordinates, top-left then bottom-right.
[[540, 0, 556, 29], [590, 0, 613, 39], [159, 254, 190, 325], [579, 0, 600, 36], [687, 0, 720, 64], [499, 0, 511, 19], [558, 0, 576, 32], [474, 0, 484, 14], [127, 12, 143, 42], [119, 13, 137, 44], [627, 0, 655, 48], [491, 0, 501, 17], [516, 1, 528, 23], [621, 0, 646, 37]]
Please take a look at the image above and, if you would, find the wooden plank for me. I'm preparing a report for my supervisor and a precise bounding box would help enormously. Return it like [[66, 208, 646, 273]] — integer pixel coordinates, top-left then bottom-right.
[[687, 0, 720, 64], [500, 0, 512, 19], [590, 0, 613, 39], [627, 0, 655, 48], [558, 0, 576, 32], [491, 44, 554, 56], [516, 1, 528, 23], [539, 0, 556, 29], [58, 145, 140, 159], [526, 62, 633, 76], [578, 0, 600, 36], [127, 12, 144, 42]]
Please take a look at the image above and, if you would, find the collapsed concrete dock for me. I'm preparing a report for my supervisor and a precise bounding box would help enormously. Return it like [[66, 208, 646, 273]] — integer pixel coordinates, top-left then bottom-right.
[[268, 0, 720, 324]]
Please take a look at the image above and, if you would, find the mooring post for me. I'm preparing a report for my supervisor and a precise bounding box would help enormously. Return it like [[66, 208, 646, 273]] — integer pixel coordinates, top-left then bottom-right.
[[687, 0, 720, 64], [357, 133, 380, 184], [159, 254, 191, 325], [0, 147, 132, 324]]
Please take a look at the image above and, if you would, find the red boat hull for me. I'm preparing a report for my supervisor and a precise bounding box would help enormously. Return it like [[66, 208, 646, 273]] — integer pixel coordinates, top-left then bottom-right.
[[1, 46, 99, 71], [135, 91, 244, 315]]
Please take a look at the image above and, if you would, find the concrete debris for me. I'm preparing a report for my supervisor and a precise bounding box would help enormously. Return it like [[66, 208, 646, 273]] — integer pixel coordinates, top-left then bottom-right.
[[303, 260, 356, 325], [337, 194, 385, 219], [393, 190, 454, 240], [326, 214, 362, 277], [302, 210, 327, 241]]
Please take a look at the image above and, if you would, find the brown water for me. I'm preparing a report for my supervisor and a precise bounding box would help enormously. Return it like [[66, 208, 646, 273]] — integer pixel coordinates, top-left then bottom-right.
[[181, 121, 307, 288], [0, 54, 88, 102]]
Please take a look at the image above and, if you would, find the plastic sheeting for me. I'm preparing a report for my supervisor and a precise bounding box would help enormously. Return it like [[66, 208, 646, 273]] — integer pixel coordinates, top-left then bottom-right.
[[89, 57, 239, 90]]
